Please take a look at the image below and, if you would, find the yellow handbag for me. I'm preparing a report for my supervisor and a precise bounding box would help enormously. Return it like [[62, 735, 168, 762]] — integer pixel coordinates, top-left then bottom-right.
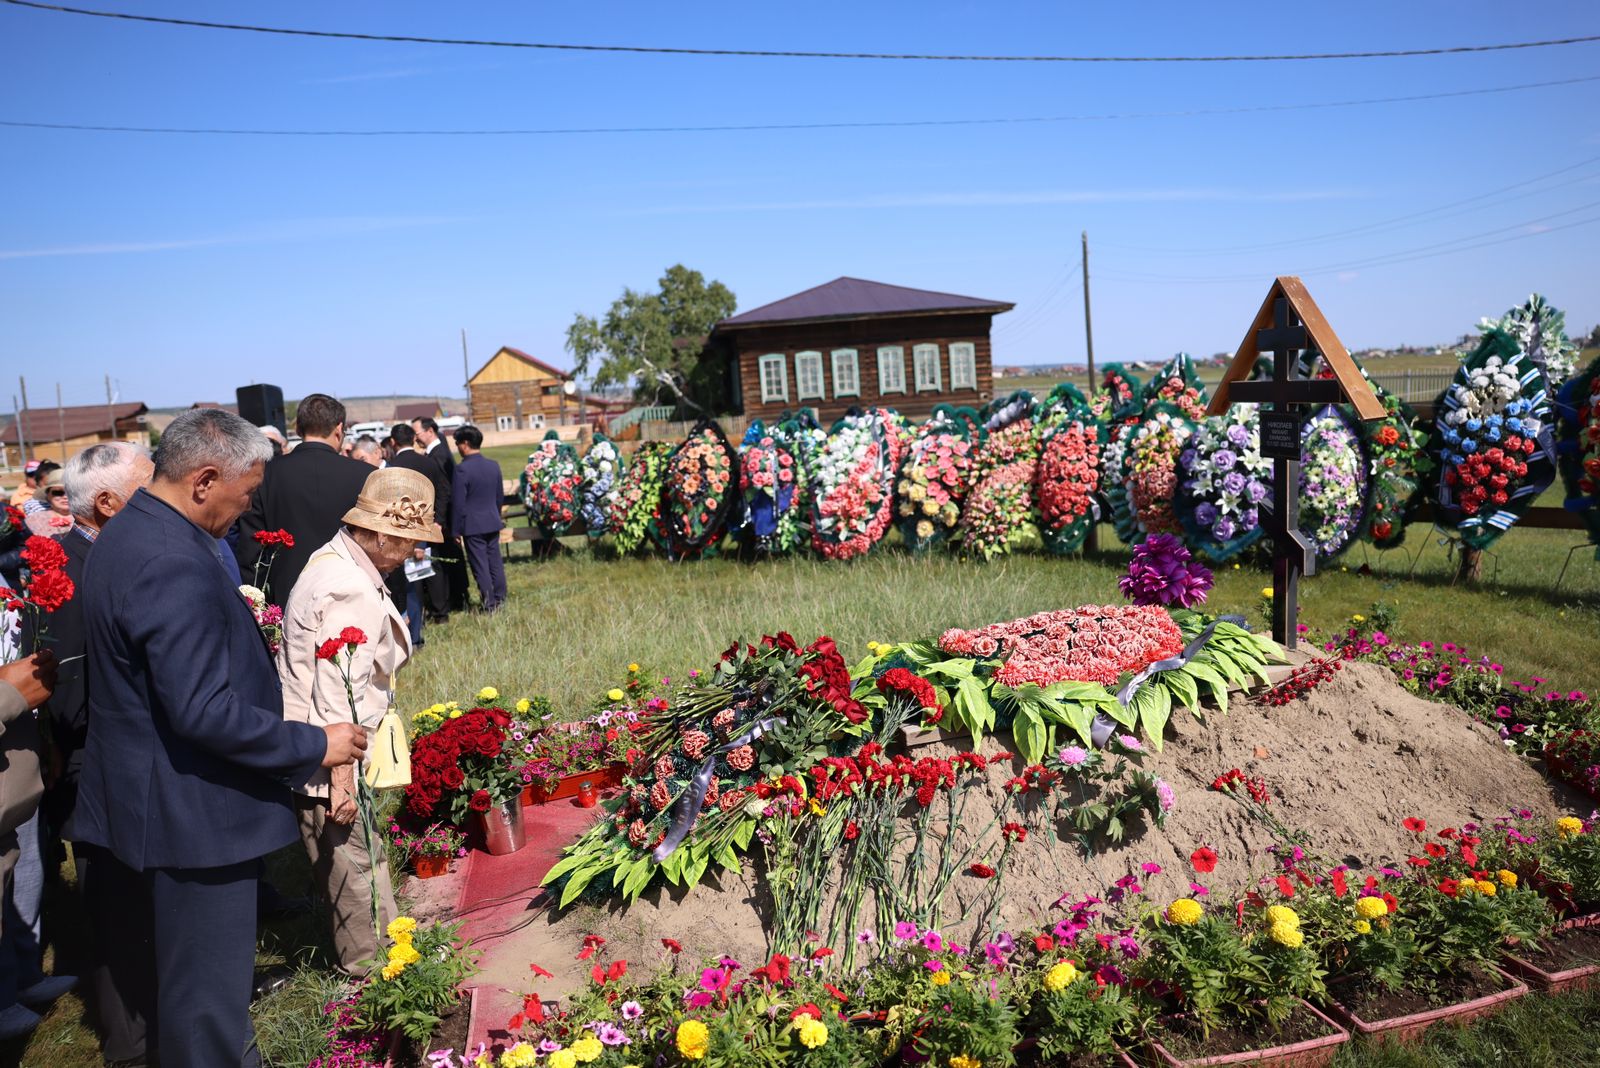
[[365, 690, 412, 789]]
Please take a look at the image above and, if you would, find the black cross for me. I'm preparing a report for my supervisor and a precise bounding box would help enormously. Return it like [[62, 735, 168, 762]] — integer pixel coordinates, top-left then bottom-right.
[[1226, 297, 1342, 650]]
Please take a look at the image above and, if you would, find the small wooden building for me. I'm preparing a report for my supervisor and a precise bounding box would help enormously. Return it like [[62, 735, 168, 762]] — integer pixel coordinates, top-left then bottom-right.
[[0, 401, 148, 466], [704, 277, 1013, 423], [467, 347, 575, 430]]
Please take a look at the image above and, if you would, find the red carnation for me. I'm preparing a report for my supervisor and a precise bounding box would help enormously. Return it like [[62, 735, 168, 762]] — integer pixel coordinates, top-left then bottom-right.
[[660, 938, 682, 954], [25, 568, 74, 613], [1190, 846, 1218, 874], [339, 626, 367, 647], [968, 862, 996, 879], [21, 535, 68, 573], [315, 638, 344, 661]]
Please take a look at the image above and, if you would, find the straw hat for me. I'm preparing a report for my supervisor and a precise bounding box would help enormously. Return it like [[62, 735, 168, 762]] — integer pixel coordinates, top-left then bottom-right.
[[33, 468, 65, 504], [341, 467, 443, 543]]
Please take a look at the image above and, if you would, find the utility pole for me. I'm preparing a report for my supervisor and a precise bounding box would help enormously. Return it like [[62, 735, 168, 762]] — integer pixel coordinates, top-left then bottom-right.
[[460, 328, 471, 423], [1081, 230, 1097, 396], [105, 374, 116, 443], [56, 383, 65, 463], [8, 395, 19, 471], [18, 377, 31, 467]]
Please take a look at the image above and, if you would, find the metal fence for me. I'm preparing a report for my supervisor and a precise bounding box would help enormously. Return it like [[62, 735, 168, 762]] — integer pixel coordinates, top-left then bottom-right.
[[1368, 370, 1455, 403]]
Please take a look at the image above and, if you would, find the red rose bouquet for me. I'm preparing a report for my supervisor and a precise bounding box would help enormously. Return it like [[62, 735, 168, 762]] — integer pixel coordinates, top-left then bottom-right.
[[405, 704, 524, 824]]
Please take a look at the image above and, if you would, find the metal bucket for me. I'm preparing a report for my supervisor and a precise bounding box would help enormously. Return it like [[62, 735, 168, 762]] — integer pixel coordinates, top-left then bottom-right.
[[475, 797, 526, 855]]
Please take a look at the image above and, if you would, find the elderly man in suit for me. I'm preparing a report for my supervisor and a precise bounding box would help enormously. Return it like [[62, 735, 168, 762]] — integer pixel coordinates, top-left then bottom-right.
[[412, 417, 463, 619], [42, 440, 155, 1062], [387, 424, 449, 645], [76, 408, 368, 1068], [449, 425, 507, 613], [236, 394, 371, 607]]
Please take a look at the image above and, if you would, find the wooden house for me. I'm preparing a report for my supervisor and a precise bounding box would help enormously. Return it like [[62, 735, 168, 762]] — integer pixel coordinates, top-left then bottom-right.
[[0, 402, 148, 466], [704, 277, 1013, 423], [467, 347, 575, 430]]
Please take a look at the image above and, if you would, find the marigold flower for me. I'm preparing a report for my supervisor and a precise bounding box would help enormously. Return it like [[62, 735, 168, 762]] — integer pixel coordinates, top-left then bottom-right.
[[1558, 816, 1585, 838], [1043, 960, 1079, 992], [386, 916, 417, 943], [381, 960, 406, 980], [1269, 922, 1303, 949], [544, 1051, 576, 1068], [569, 1035, 602, 1063], [1264, 905, 1299, 930], [1475, 879, 1497, 896], [608, 688, 625, 702], [1498, 869, 1518, 888], [498, 1044, 538, 1068], [1353, 919, 1372, 935], [1354, 897, 1388, 921], [931, 970, 952, 987], [1165, 898, 1203, 925], [675, 1020, 710, 1061], [477, 686, 499, 702], [795, 1017, 828, 1049], [949, 1055, 983, 1068]]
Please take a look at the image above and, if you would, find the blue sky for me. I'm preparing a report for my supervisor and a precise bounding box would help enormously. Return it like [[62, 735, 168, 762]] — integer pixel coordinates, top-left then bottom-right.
[[2, 1, 1597, 409]]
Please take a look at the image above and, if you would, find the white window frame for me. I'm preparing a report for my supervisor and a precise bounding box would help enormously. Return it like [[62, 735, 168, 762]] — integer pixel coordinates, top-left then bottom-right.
[[757, 352, 789, 404], [950, 342, 977, 390], [794, 350, 824, 401], [495, 415, 516, 432], [831, 348, 860, 398], [913, 343, 942, 392], [877, 346, 906, 395]]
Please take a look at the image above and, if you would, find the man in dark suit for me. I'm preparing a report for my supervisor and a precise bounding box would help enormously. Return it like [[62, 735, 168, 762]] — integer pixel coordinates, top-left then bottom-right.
[[412, 417, 465, 616], [236, 394, 371, 607], [449, 425, 507, 613], [76, 408, 367, 1068], [44, 441, 154, 1063], [387, 424, 449, 644]]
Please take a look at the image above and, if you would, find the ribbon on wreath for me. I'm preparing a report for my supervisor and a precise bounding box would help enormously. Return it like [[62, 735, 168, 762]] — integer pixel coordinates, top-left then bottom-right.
[[1089, 614, 1249, 748], [651, 713, 788, 863]]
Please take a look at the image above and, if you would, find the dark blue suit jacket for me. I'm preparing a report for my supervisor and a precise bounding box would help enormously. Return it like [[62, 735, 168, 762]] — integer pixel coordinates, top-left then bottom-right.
[[75, 489, 327, 871], [450, 452, 505, 538]]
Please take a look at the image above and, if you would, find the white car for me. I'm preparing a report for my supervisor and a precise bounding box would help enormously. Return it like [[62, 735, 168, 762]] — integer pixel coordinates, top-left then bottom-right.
[[346, 420, 389, 440]]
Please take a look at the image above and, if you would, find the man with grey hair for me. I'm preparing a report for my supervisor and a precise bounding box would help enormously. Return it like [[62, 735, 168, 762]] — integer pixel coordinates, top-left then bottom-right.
[[41, 441, 155, 1062], [348, 435, 383, 468], [77, 408, 368, 1068]]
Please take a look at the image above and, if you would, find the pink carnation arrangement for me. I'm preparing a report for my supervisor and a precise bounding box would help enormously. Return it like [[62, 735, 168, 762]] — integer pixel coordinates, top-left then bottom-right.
[[939, 605, 1185, 688]]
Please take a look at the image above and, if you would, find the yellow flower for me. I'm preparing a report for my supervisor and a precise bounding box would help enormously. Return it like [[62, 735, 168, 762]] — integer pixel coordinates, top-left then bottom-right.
[[949, 1055, 983, 1068], [1269, 922, 1304, 949], [1165, 898, 1203, 926], [676, 1020, 710, 1061], [1498, 869, 1518, 888], [1558, 816, 1585, 838], [386, 916, 417, 943], [1475, 879, 1497, 896], [475, 1053, 494, 1068], [570, 1035, 603, 1063], [545, 1051, 576, 1068], [608, 688, 625, 702], [477, 686, 499, 702], [1354, 897, 1388, 920], [446, 700, 460, 709], [1264, 905, 1299, 929], [628, 663, 640, 673], [1261, 587, 1274, 598], [931, 970, 952, 987], [381, 960, 406, 980], [796, 1017, 828, 1049], [1043, 961, 1079, 992], [1457, 879, 1477, 896], [499, 1043, 538, 1068], [809, 798, 827, 817], [1353, 920, 1372, 935], [515, 698, 531, 714], [1352, 614, 1366, 623], [448, 709, 464, 719], [867, 640, 880, 652], [388, 942, 421, 966], [916, 520, 935, 539], [1232, 563, 1240, 570]]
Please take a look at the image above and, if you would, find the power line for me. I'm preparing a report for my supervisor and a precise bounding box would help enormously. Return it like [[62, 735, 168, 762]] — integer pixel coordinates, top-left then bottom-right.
[[6, 0, 1600, 63], [5, 72, 1598, 138], [1097, 155, 1600, 256]]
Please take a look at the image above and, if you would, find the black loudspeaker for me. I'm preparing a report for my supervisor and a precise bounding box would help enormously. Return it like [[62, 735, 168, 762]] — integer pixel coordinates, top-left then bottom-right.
[[236, 384, 286, 434]]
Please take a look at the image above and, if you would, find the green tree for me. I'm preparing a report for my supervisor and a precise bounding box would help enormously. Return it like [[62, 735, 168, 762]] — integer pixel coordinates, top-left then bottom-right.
[[565, 264, 737, 414]]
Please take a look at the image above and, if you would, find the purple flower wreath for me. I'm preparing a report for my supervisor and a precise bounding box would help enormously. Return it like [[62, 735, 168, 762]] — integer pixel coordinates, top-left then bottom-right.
[[1118, 533, 1214, 609]]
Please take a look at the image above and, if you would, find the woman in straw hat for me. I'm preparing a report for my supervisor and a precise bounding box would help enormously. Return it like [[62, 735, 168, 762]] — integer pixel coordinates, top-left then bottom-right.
[[276, 466, 441, 974]]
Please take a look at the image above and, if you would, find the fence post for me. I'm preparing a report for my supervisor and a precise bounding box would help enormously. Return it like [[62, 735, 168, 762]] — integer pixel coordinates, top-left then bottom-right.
[[1403, 369, 1411, 400]]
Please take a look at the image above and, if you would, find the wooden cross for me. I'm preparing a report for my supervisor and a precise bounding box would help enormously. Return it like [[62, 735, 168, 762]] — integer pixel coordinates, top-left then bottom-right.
[[1207, 277, 1384, 650]]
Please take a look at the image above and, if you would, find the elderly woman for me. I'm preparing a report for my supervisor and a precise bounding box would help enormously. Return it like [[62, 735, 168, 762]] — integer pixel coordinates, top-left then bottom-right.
[[277, 467, 441, 974], [24, 468, 72, 537]]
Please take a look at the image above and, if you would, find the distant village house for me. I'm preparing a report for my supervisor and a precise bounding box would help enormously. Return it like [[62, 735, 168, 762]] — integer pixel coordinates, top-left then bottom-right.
[[467, 346, 576, 431], [703, 277, 1013, 424], [0, 402, 148, 467]]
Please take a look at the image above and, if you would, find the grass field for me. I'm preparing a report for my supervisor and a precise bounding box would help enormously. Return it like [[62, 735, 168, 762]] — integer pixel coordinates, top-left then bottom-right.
[[400, 513, 1599, 716]]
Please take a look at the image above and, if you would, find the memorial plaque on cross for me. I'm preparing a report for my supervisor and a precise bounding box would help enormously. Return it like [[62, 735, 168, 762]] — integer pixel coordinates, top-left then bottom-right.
[[1206, 277, 1385, 650]]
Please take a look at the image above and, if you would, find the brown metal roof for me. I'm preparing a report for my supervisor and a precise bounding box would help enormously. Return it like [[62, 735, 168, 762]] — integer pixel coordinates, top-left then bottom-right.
[[717, 277, 1012, 329], [0, 402, 146, 446], [393, 401, 442, 421]]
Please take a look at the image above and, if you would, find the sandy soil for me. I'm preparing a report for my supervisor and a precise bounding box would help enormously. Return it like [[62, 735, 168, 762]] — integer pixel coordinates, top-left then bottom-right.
[[474, 657, 1582, 998]]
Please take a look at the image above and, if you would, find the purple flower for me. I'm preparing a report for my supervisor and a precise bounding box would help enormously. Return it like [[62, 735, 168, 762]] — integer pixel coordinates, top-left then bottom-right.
[[1059, 746, 1089, 766], [921, 930, 944, 953], [893, 921, 918, 941], [621, 1001, 643, 1019], [1156, 778, 1175, 810], [596, 1023, 629, 1046], [1213, 449, 1239, 471], [1213, 517, 1237, 541], [1118, 533, 1213, 608], [1141, 862, 1162, 874], [856, 929, 876, 944], [1222, 471, 1246, 496], [1226, 423, 1251, 446], [1194, 502, 1218, 527], [1118, 735, 1143, 752], [538, 1039, 563, 1053]]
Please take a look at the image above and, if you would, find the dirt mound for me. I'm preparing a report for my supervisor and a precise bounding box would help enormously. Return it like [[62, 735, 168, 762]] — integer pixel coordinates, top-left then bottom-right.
[[481, 657, 1581, 996]]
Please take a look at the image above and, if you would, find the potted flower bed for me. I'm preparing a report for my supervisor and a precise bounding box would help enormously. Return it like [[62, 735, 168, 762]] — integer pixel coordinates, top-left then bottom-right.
[[515, 677, 652, 806], [1501, 913, 1600, 993], [1144, 1000, 1349, 1068], [1323, 965, 1526, 1045], [388, 820, 465, 880]]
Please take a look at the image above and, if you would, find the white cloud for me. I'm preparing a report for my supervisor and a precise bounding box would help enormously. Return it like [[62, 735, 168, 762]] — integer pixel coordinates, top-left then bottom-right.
[[0, 215, 469, 261]]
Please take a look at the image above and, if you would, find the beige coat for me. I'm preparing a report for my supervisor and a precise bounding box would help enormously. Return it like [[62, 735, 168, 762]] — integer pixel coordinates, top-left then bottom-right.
[[277, 532, 411, 799]]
